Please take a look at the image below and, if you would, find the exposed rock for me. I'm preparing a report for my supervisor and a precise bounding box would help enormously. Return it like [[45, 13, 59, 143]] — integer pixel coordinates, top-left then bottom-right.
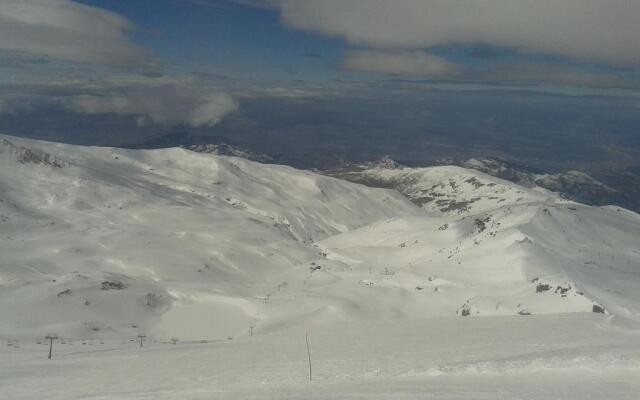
[[184, 143, 273, 163], [555, 284, 572, 295], [458, 301, 473, 317], [101, 281, 126, 290], [0, 139, 65, 168], [536, 283, 552, 293]]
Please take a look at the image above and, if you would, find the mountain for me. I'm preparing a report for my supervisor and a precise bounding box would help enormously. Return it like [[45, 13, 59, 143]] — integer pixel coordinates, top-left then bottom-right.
[[183, 143, 274, 164], [0, 135, 418, 339], [1, 135, 640, 343], [327, 160, 551, 216], [331, 155, 637, 211], [457, 157, 631, 209], [132, 139, 637, 211], [325, 160, 640, 318]]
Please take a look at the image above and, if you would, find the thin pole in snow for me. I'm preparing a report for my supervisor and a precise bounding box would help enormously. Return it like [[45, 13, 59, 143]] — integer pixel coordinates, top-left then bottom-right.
[[305, 329, 312, 381]]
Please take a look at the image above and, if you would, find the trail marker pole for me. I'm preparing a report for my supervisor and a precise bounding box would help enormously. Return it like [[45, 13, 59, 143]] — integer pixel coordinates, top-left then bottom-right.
[[138, 334, 146, 348], [45, 334, 58, 360], [305, 329, 312, 381]]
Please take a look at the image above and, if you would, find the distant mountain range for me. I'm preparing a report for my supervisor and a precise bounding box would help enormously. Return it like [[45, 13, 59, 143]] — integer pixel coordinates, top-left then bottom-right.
[[132, 133, 640, 212], [326, 155, 636, 213]]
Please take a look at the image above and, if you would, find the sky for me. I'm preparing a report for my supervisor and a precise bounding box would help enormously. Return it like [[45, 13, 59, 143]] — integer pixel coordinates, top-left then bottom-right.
[[0, 0, 639, 165]]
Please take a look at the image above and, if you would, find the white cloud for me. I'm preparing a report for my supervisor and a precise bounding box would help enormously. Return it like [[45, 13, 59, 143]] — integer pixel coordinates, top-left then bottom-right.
[[483, 63, 627, 89], [340, 50, 629, 89], [259, 87, 328, 98], [0, 0, 155, 68], [343, 50, 464, 78], [276, 0, 640, 66], [69, 86, 238, 127], [189, 94, 239, 127]]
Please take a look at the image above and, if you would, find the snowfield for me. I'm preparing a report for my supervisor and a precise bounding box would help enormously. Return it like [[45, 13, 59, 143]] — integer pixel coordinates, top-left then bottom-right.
[[2, 314, 640, 399], [1, 135, 640, 399]]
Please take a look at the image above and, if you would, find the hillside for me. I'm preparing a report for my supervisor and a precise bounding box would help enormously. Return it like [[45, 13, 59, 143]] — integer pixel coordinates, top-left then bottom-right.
[[1, 135, 640, 344], [0, 135, 419, 339], [327, 161, 551, 216]]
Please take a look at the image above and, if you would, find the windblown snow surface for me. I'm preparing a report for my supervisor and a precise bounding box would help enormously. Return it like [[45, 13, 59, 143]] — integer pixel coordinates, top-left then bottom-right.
[[1, 135, 640, 399]]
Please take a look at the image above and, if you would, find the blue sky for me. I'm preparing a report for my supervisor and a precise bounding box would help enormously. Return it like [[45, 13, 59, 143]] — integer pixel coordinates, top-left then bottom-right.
[[75, 0, 345, 84], [67, 0, 640, 91], [4, 1, 639, 90]]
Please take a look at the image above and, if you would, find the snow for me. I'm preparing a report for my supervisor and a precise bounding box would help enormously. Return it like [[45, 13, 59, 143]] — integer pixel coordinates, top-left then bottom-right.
[[329, 163, 556, 216], [0, 135, 419, 339], [2, 314, 639, 399], [1, 135, 640, 398]]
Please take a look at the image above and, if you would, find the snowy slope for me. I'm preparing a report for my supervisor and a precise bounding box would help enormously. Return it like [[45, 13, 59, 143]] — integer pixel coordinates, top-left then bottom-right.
[[2, 313, 640, 400], [0, 135, 420, 339], [322, 162, 640, 320], [319, 200, 640, 321], [328, 163, 552, 216], [3, 135, 640, 399], [1, 134, 640, 346]]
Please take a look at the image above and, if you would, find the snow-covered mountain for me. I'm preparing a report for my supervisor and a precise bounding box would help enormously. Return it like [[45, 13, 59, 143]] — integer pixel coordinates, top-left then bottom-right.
[[325, 161, 640, 319], [327, 161, 551, 216], [183, 143, 274, 164], [1, 135, 640, 343], [457, 157, 628, 209], [330, 156, 626, 211], [0, 135, 419, 339]]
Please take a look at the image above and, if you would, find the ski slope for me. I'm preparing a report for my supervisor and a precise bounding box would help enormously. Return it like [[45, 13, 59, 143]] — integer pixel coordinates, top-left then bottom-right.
[[2, 313, 640, 399], [2, 135, 640, 398]]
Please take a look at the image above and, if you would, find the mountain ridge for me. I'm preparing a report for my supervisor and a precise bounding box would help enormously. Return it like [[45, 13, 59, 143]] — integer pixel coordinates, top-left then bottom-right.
[[1, 135, 639, 342]]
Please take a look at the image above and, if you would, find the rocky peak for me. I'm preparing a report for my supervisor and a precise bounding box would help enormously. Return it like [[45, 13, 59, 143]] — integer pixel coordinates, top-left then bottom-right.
[[0, 138, 65, 168]]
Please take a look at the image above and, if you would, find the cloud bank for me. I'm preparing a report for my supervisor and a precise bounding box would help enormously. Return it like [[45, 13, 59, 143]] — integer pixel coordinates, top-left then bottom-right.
[[343, 50, 464, 78], [69, 86, 238, 127], [340, 49, 630, 89], [0, 0, 154, 68], [277, 0, 640, 67], [0, 1, 236, 128]]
